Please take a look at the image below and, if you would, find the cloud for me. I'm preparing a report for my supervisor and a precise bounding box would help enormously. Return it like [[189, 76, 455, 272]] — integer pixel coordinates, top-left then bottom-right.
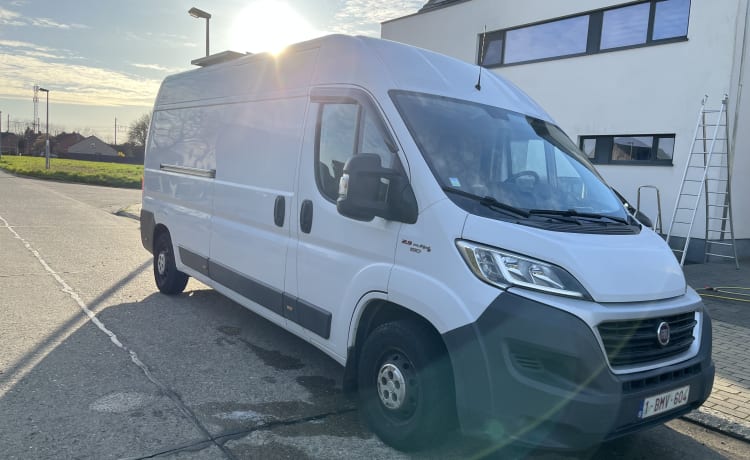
[[0, 6, 87, 29], [0, 39, 80, 60], [131, 63, 182, 73], [0, 7, 24, 26], [0, 54, 160, 108], [22, 50, 59, 59], [125, 31, 197, 48], [331, 0, 423, 35], [0, 39, 52, 51], [30, 17, 88, 29]]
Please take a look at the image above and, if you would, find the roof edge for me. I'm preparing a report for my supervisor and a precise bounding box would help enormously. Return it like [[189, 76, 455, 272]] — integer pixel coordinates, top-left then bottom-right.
[[381, 0, 473, 25]]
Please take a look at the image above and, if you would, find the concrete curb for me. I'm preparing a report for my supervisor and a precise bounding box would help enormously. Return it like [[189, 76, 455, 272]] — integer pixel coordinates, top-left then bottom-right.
[[682, 408, 750, 443], [115, 204, 141, 221]]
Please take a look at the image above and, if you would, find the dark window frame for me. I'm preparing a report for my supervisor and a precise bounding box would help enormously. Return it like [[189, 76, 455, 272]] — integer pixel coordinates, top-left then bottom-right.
[[579, 134, 675, 166], [477, 0, 690, 68]]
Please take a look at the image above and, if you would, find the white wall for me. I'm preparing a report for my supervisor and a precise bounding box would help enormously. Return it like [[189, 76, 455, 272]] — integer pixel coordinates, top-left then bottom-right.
[[383, 0, 749, 241]]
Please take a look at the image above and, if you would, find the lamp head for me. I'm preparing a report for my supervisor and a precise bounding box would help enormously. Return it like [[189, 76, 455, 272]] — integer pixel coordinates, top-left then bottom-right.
[[188, 7, 211, 19]]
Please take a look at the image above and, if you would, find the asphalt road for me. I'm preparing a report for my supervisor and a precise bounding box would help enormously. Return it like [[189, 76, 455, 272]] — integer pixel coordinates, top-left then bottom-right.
[[0, 171, 748, 459]]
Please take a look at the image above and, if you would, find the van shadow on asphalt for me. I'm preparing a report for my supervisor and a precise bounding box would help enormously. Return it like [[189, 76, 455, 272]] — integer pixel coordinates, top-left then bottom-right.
[[0, 283, 742, 459]]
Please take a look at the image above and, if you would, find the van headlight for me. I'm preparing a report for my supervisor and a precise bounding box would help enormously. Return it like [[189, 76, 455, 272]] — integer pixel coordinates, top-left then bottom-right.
[[456, 240, 589, 299]]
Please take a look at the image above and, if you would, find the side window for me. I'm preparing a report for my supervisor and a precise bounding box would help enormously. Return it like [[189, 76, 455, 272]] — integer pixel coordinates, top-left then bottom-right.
[[510, 139, 548, 180], [316, 101, 394, 201], [361, 110, 393, 169], [554, 148, 584, 198], [317, 103, 358, 200]]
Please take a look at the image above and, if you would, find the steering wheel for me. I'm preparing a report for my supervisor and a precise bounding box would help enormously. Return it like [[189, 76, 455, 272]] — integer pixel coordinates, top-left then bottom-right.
[[505, 170, 540, 185]]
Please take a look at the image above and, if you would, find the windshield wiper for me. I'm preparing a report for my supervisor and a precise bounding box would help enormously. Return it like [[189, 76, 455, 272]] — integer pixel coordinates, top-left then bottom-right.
[[528, 209, 629, 225], [442, 187, 529, 218]]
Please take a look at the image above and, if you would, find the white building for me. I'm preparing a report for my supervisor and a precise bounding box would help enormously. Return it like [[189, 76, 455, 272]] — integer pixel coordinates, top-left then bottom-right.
[[383, 0, 749, 262]]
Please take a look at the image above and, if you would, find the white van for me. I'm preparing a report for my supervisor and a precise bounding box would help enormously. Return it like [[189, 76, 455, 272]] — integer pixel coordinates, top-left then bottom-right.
[[141, 35, 714, 450]]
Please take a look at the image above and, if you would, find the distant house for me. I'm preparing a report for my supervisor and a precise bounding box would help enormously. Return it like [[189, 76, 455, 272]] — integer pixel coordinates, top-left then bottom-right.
[[67, 135, 117, 157], [0, 132, 19, 155], [53, 132, 85, 155]]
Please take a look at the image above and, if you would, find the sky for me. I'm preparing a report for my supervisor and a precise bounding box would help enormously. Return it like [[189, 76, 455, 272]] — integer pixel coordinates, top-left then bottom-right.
[[0, 0, 424, 143]]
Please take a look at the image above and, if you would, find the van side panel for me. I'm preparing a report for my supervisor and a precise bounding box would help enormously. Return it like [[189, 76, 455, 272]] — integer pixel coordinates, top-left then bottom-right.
[[156, 49, 319, 107], [144, 107, 218, 264], [209, 97, 308, 311]]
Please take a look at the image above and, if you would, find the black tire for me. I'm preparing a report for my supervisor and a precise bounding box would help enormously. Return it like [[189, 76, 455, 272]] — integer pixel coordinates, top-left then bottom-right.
[[357, 319, 456, 451], [153, 231, 189, 295]]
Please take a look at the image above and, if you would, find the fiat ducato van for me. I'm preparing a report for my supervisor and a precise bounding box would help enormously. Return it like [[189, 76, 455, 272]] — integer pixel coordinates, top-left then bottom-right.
[[141, 35, 714, 451]]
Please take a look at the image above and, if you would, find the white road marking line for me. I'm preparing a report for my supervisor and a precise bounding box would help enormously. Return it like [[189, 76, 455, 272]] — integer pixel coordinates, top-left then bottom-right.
[[0, 214, 135, 361], [0, 213, 229, 455]]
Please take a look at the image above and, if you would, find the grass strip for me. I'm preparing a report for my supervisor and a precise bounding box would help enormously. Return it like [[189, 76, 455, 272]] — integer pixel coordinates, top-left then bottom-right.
[[0, 155, 143, 189]]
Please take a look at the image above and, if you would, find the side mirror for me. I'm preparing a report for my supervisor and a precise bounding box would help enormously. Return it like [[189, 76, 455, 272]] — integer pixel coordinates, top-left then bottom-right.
[[613, 188, 652, 228], [337, 154, 417, 224], [634, 210, 653, 229]]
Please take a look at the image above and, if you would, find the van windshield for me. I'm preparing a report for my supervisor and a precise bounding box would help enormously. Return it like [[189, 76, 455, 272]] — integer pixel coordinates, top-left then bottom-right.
[[391, 91, 628, 223]]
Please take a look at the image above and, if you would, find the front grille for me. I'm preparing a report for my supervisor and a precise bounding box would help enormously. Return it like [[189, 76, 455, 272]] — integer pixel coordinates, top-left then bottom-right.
[[598, 312, 697, 367], [622, 364, 702, 393], [523, 221, 640, 235]]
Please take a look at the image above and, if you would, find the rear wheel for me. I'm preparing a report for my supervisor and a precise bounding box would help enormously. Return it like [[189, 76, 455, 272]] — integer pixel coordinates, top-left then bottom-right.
[[357, 319, 455, 451], [153, 231, 188, 295]]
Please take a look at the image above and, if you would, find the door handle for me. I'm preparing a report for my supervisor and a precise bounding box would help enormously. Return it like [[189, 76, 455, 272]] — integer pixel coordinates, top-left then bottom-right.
[[274, 196, 285, 227], [300, 200, 313, 234]]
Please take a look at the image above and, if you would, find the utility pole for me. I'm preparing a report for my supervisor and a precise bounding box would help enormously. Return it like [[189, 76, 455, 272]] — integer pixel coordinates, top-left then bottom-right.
[[33, 85, 40, 133], [0, 110, 3, 159], [39, 87, 50, 169], [114, 117, 117, 146]]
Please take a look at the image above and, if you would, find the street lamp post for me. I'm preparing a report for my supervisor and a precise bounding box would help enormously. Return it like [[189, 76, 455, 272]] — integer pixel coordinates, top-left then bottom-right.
[[188, 7, 211, 57], [38, 87, 50, 169]]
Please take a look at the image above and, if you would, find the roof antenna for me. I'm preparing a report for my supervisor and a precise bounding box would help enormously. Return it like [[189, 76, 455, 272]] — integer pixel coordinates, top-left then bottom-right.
[[476, 25, 487, 91]]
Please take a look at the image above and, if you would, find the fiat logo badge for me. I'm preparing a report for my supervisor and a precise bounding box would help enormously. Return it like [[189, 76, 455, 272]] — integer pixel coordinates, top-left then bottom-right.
[[657, 321, 671, 346]]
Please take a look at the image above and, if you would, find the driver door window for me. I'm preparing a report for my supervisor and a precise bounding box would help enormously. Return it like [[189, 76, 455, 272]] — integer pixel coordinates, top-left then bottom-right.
[[317, 103, 357, 201], [316, 102, 393, 201]]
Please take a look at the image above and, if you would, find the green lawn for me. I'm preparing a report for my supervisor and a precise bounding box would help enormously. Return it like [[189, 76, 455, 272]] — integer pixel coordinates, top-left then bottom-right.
[[0, 155, 143, 189]]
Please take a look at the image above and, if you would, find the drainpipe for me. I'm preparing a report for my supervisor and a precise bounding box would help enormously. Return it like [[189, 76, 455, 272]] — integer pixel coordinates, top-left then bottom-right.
[[730, 0, 750, 160]]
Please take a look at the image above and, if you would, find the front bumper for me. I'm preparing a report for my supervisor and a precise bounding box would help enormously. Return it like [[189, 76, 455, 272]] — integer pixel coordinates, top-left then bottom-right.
[[442, 291, 715, 450]]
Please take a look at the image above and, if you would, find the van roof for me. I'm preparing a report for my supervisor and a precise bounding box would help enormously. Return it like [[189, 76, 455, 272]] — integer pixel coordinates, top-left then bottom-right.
[[154, 34, 551, 122]]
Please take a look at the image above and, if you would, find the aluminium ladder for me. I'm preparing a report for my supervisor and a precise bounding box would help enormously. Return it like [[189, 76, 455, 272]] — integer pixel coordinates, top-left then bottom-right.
[[666, 95, 739, 268]]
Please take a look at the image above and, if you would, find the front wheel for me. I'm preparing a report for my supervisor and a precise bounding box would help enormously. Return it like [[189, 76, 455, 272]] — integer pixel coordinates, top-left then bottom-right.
[[153, 231, 189, 295], [357, 319, 455, 451]]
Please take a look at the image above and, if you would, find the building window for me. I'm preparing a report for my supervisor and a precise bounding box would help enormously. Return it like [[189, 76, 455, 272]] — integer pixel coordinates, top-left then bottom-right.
[[478, 0, 690, 67], [653, 0, 691, 40], [580, 134, 675, 165], [480, 34, 503, 66], [600, 3, 650, 50], [505, 16, 589, 64]]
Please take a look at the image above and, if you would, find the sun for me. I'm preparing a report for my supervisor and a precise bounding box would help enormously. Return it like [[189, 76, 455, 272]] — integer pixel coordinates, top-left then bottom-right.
[[230, 1, 321, 55]]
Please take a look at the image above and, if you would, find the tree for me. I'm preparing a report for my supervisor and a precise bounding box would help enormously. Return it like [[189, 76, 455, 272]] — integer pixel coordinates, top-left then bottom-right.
[[128, 113, 150, 147]]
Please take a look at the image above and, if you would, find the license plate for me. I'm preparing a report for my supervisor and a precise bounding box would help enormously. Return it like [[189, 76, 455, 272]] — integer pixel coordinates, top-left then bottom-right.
[[639, 385, 690, 419]]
